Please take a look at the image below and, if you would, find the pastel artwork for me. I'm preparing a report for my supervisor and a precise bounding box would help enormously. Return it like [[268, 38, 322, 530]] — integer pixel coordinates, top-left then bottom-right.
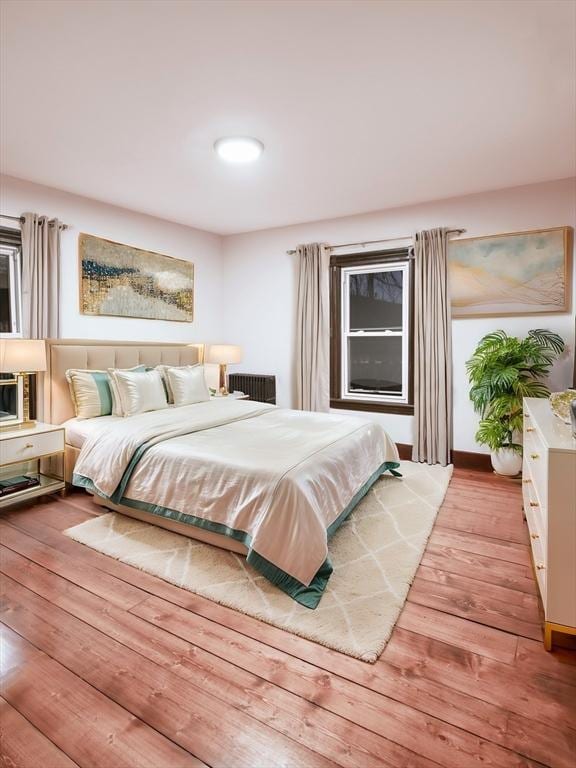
[[448, 228, 570, 317]]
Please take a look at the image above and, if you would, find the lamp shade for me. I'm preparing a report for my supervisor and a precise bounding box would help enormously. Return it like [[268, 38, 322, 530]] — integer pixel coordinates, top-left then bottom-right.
[[0, 339, 47, 373], [207, 344, 242, 365]]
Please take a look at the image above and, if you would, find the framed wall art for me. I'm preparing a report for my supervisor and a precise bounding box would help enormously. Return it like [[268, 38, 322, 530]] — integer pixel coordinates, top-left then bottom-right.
[[79, 233, 194, 322], [448, 226, 572, 318]]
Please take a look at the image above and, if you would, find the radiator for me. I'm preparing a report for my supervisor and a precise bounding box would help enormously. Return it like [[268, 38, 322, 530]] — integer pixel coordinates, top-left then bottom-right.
[[228, 373, 276, 404]]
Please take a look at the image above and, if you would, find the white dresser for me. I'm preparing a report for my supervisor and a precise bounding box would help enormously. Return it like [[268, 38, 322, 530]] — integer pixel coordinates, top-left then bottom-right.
[[522, 397, 576, 650]]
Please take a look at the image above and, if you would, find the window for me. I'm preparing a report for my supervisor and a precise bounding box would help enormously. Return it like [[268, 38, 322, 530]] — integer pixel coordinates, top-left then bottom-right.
[[0, 227, 23, 338], [330, 249, 413, 414]]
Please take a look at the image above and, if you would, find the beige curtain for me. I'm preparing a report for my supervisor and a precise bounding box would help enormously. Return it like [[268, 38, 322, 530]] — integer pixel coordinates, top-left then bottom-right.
[[295, 242, 330, 412], [412, 228, 452, 465], [20, 213, 63, 339]]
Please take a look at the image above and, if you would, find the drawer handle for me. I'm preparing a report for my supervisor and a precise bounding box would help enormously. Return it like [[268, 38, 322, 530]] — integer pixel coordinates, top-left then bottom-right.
[[24, 443, 34, 449], [522, 479, 531, 484], [530, 453, 539, 460], [529, 501, 539, 507], [531, 533, 539, 539], [536, 564, 546, 570], [526, 428, 535, 433]]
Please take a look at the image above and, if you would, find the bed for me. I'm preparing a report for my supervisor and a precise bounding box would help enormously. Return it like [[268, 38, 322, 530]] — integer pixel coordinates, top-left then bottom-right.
[[42, 339, 400, 608]]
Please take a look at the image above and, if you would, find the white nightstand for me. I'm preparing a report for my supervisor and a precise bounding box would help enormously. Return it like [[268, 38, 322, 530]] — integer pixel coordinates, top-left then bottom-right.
[[0, 422, 65, 509], [211, 391, 250, 400]]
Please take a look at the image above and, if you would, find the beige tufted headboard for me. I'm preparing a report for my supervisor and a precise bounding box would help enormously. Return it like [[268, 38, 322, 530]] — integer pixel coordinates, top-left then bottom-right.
[[42, 339, 204, 425]]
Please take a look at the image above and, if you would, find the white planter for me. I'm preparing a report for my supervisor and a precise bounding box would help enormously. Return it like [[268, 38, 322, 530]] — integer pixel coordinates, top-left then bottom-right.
[[490, 448, 522, 476]]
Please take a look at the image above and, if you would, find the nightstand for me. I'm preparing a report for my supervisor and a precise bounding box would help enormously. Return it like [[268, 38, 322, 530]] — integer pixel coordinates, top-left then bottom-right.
[[0, 422, 65, 508], [211, 391, 250, 400]]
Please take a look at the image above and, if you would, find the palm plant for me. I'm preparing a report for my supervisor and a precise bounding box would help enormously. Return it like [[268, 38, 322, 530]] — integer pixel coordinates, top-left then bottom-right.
[[466, 329, 565, 453]]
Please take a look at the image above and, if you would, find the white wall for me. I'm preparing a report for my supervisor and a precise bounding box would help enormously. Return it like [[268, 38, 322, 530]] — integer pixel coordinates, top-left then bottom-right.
[[222, 178, 576, 452], [0, 175, 224, 344], [3, 173, 574, 452]]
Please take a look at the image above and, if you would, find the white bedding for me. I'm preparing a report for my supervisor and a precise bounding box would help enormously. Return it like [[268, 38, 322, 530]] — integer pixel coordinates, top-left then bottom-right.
[[72, 399, 399, 607], [64, 415, 123, 448]]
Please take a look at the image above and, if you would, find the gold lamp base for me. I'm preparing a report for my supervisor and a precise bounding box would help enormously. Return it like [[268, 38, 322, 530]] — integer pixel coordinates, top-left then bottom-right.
[[218, 363, 229, 396]]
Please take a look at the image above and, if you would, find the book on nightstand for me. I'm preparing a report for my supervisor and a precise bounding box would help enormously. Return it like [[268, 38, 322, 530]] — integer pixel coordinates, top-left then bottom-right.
[[0, 475, 41, 497]]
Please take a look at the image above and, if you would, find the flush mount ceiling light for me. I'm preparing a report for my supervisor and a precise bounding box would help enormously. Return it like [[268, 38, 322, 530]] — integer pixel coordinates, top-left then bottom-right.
[[214, 136, 264, 163]]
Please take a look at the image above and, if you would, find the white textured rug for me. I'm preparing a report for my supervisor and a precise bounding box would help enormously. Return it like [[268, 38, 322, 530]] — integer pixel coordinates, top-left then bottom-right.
[[65, 460, 452, 662]]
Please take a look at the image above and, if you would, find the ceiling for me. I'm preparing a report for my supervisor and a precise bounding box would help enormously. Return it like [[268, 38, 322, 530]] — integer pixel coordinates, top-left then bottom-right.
[[1, 0, 575, 235]]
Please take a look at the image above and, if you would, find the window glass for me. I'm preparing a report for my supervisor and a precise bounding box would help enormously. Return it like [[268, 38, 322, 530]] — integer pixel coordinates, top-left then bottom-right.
[[349, 270, 403, 331], [347, 336, 403, 395], [0, 240, 22, 337], [0, 252, 12, 334], [339, 259, 410, 405]]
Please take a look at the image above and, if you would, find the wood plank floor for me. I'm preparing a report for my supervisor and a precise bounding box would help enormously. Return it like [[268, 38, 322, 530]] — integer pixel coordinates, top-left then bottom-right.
[[1, 468, 575, 768]]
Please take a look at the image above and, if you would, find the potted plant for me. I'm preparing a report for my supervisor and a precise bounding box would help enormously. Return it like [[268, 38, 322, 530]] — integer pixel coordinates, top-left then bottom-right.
[[466, 329, 565, 476]]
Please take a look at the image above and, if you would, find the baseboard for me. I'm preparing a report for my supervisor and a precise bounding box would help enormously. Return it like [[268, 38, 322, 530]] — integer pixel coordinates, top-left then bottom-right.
[[396, 443, 492, 472], [396, 443, 412, 461]]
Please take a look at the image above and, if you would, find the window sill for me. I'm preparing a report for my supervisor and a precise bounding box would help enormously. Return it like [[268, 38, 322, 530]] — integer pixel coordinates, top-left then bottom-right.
[[330, 398, 414, 415]]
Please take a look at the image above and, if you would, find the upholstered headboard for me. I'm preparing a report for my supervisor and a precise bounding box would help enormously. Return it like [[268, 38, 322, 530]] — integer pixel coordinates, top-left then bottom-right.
[[42, 339, 204, 424]]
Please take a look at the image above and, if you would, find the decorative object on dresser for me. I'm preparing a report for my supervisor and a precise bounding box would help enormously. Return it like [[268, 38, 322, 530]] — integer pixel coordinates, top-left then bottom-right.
[[228, 373, 276, 404], [79, 233, 194, 322], [449, 226, 572, 317], [0, 339, 47, 430], [522, 397, 576, 650], [0, 421, 65, 508], [206, 344, 242, 396], [467, 329, 565, 476], [549, 389, 576, 424]]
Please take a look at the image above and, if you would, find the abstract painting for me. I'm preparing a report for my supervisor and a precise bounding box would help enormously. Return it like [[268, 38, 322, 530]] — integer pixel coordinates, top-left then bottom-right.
[[448, 227, 572, 317], [79, 233, 194, 322]]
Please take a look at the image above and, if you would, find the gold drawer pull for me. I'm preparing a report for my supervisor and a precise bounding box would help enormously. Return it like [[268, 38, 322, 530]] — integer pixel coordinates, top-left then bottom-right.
[[536, 564, 546, 570], [522, 479, 531, 484], [526, 427, 535, 433], [24, 443, 34, 449], [530, 453, 539, 460], [531, 533, 539, 539], [529, 501, 539, 507]]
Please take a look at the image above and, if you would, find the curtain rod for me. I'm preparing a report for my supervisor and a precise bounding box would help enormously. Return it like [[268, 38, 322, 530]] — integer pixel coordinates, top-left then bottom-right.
[[0, 213, 69, 230], [286, 228, 466, 255]]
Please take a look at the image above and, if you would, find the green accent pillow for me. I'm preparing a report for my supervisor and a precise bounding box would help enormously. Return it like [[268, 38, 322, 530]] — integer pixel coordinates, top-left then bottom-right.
[[66, 365, 146, 419]]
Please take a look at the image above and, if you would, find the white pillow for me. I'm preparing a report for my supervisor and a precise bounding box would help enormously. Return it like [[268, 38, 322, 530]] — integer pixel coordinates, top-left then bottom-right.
[[66, 364, 146, 419], [110, 369, 168, 417], [166, 365, 210, 407], [155, 364, 198, 403], [106, 365, 147, 415]]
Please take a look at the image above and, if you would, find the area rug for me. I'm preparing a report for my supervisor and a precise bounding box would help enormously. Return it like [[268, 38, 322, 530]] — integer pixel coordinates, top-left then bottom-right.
[[64, 460, 452, 662]]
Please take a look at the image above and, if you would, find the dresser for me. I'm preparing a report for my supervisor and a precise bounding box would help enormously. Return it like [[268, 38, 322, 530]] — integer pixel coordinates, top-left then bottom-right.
[[522, 397, 576, 650], [0, 422, 65, 508]]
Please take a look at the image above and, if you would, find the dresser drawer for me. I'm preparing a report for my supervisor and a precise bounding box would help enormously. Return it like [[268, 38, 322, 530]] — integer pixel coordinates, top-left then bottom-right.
[[1, 429, 64, 465], [523, 426, 548, 506], [522, 474, 546, 546], [529, 525, 547, 603]]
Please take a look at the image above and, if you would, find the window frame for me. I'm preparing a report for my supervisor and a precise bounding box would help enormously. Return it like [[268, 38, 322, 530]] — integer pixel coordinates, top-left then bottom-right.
[[330, 248, 414, 415], [0, 240, 23, 339]]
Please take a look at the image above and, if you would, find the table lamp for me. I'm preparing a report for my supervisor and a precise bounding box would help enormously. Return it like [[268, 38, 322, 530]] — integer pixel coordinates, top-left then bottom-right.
[[0, 339, 47, 429], [207, 344, 242, 396]]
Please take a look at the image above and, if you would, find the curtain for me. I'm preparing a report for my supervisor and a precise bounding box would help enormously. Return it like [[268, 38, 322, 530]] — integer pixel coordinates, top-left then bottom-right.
[[20, 212, 63, 339], [295, 242, 330, 412], [412, 228, 452, 466]]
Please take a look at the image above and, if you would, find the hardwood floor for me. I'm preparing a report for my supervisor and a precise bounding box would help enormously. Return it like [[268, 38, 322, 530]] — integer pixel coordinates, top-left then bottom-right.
[[1, 469, 574, 768]]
